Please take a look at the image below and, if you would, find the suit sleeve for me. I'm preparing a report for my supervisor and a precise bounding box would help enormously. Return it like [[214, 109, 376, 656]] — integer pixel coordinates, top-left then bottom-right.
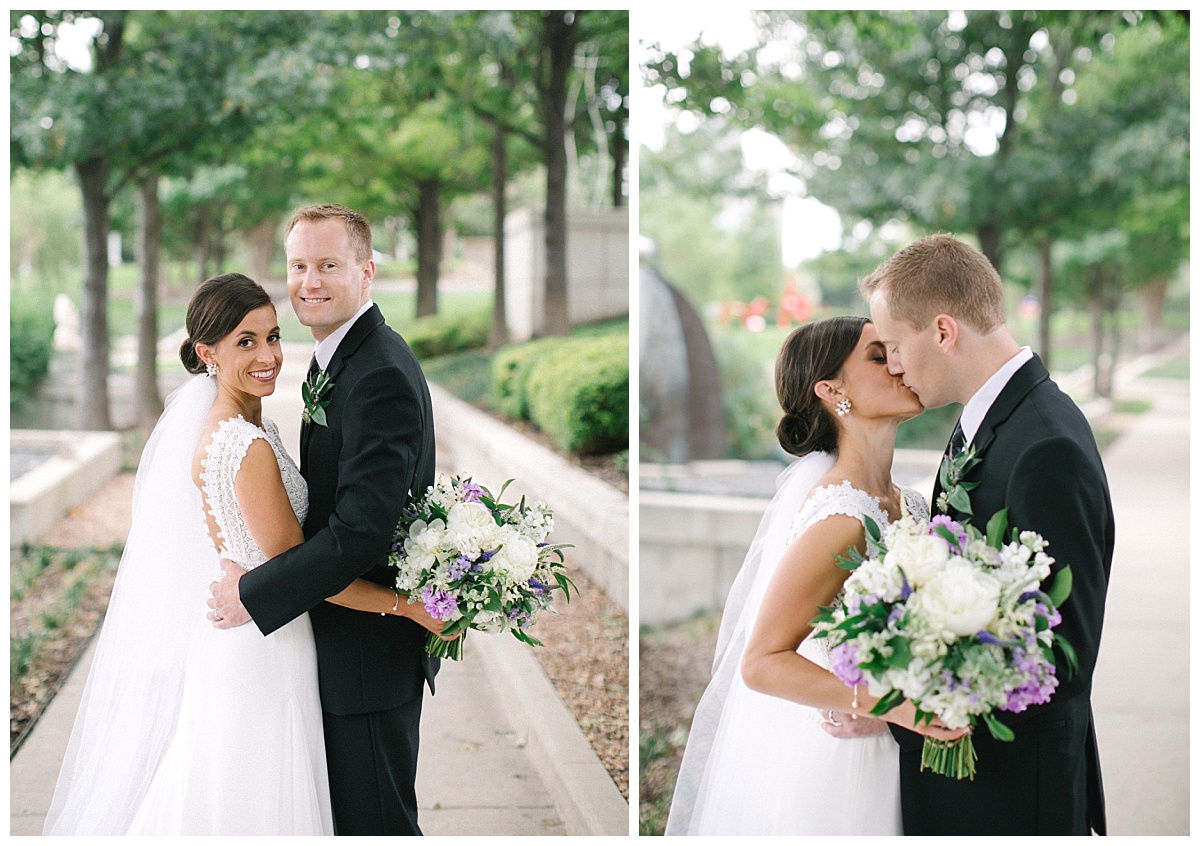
[[239, 364, 426, 635], [1004, 435, 1112, 697]]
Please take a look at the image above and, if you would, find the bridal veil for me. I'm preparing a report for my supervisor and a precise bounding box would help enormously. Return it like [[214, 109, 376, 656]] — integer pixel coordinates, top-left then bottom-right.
[[43, 375, 219, 834], [665, 451, 835, 834]]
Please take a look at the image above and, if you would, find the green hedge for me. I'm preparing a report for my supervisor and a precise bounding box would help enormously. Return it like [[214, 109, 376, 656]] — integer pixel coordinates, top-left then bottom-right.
[[525, 336, 629, 455], [11, 297, 55, 409], [405, 309, 490, 359], [489, 337, 569, 420]]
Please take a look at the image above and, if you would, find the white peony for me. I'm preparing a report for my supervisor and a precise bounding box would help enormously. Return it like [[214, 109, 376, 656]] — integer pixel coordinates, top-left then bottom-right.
[[888, 529, 951, 587], [916, 559, 1002, 637], [489, 532, 540, 584], [472, 610, 508, 634], [446, 501, 497, 544]]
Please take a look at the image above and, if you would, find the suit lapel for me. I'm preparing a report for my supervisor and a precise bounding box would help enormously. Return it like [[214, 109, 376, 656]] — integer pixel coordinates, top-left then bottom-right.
[[299, 305, 385, 467], [969, 354, 1050, 459]]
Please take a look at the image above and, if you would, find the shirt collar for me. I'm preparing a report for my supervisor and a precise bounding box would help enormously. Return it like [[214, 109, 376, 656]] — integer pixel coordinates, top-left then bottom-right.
[[313, 299, 374, 371], [959, 346, 1034, 444]]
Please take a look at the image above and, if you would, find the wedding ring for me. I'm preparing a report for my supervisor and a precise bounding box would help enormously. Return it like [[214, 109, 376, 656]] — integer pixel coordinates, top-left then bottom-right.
[[825, 710, 842, 727]]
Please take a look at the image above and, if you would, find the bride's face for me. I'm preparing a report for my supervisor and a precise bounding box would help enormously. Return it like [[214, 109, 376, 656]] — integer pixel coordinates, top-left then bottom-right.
[[835, 323, 924, 422], [203, 305, 283, 400]]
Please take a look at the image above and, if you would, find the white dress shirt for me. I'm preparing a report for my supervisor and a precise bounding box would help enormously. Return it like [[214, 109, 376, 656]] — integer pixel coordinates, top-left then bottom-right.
[[313, 299, 375, 371], [959, 346, 1035, 444]]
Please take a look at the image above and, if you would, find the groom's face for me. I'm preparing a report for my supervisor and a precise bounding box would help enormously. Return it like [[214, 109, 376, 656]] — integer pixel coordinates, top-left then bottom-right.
[[868, 289, 950, 409], [286, 218, 375, 342]]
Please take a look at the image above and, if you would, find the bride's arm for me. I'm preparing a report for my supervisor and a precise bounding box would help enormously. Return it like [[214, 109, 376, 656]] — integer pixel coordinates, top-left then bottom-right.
[[740, 514, 964, 741], [234, 440, 445, 635]]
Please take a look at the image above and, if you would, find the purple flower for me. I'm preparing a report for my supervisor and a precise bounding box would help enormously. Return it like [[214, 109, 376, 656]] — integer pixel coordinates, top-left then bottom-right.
[[421, 587, 459, 621], [447, 555, 472, 580], [830, 643, 866, 687], [887, 605, 905, 625], [930, 514, 968, 550], [460, 480, 485, 503], [529, 577, 549, 594]]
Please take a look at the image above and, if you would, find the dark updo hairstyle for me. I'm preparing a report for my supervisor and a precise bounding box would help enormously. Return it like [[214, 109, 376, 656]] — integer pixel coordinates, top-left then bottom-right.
[[775, 316, 869, 457], [179, 273, 274, 374]]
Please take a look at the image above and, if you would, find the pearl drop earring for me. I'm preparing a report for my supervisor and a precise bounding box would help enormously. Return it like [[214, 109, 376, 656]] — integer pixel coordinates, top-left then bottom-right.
[[206, 361, 220, 378], [836, 398, 851, 417]]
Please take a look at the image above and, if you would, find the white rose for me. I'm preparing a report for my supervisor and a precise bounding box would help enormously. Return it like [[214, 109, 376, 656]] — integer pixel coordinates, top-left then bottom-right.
[[916, 559, 1001, 637], [409, 518, 446, 553], [446, 501, 497, 543], [888, 531, 950, 587], [472, 610, 508, 634]]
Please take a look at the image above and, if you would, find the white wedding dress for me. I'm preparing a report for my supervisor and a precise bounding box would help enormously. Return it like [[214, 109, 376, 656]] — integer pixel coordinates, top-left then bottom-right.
[[666, 453, 929, 836], [44, 376, 333, 836]]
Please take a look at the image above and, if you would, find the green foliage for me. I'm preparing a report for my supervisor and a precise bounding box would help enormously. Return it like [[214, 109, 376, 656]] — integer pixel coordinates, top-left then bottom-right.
[[404, 309, 491, 359], [10, 294, 56, 408], [489, 337, 570, 420], [525, 336, 629, 455], [709, 326, 785, 459]]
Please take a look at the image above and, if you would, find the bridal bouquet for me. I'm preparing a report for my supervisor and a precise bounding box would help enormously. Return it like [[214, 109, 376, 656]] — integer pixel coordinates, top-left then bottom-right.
[[812, 509, 1074, 780], [388, 474, 574, 661]]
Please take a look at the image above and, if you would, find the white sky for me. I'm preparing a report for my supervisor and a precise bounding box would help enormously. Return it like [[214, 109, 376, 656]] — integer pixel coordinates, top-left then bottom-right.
[[635, 9, 842, 265]]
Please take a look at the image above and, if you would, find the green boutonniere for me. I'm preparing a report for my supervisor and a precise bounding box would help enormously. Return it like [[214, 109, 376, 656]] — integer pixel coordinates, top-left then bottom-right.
[[302, 368, 334, 427], [936, 443, 981, 516]]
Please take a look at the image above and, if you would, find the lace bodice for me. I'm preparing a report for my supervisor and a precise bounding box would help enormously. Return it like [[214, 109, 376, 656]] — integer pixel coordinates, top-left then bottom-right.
[[787, 480, 929, 546], [200, 416, 308, 570]]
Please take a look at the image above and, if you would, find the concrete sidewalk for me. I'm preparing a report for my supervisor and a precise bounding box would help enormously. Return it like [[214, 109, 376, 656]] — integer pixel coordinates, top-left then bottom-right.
[[10, 341, 628, 836], [1089, 367, 1189, 835]]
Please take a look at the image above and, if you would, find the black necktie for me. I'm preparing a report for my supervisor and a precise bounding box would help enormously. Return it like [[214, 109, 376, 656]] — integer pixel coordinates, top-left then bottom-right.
[[306, 356, 320, 382], [949, 420, 966, 455]]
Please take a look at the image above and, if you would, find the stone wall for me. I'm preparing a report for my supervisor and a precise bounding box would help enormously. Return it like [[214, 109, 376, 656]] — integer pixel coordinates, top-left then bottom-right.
[[503, 207, 629, 341], [430, 384, 628, 612]]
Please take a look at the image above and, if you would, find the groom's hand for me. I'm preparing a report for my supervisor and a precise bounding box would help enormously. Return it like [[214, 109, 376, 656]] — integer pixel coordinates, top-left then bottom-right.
[[207, 558, 252, 629], [821, 711, 891, 739]]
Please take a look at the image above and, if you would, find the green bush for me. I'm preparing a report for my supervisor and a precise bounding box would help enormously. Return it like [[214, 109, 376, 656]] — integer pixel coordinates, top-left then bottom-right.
[[11, 296, 55, 408], [405, 309, 490, 359], [525, 336, 629, 455], [489, 337, 569, 420]]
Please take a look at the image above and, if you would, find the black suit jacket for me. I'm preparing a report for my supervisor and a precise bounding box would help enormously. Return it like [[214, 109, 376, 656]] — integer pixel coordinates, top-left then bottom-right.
[[895, 355, 1114, 835], [240, 305, 439, 715]]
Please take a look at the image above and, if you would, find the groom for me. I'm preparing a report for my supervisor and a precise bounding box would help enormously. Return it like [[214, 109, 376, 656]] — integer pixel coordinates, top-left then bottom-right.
[[861, 234, 1114, 834], [208, 204, 439, 834]]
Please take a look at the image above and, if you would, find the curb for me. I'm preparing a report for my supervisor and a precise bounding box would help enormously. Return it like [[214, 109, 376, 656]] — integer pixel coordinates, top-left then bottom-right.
[[475, 633, 629, 836]]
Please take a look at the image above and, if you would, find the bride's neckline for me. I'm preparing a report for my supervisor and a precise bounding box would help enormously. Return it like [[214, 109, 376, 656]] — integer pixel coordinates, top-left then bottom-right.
[[810, 479, 906, 521]]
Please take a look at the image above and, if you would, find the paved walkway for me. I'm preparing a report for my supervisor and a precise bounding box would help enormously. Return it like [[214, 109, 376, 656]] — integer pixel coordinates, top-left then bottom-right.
[[1089, 362, 1189, 834], [10, 342, 628, 836]]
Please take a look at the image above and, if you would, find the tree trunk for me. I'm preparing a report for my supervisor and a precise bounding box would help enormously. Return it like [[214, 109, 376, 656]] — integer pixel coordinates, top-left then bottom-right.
[[489, 121, 511, 349], [135, 170, 164, 426], [976, 218, 1003, 275], [416, 177, 441, 318], [194, 207, 212, 282], [611, 118, 627, 208], [538, 10, 579, 337], [247, 217, 279, 285], [1089, 268, 1109, 398], [1139, 276, 1169, 351], [75, 156, 113, 430], [1035, 236, 1054, 369]]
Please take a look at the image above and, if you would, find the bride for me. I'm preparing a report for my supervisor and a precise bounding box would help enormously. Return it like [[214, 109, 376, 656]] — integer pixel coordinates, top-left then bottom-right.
[[665, 316, 965, 835], [43, 273, 442, 835]]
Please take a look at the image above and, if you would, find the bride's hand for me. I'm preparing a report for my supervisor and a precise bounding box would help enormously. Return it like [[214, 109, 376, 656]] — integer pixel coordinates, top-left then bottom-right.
[[882, 699, 970, 742], [821, 710, 891, 739]]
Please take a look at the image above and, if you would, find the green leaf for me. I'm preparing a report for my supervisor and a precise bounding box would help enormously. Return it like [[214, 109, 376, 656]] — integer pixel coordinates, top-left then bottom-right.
[[1056, 633, 1079, 677], [310, 405, 327, 427], [947, 485, 974, 516], [871, 688, 905, 716], [932, 524, 962, 549], [982, 710, 1015, 742], [985, 508, 1009, 547], [1045, 566, 1073, 607], [862, 514, 881, 544], [833, 552, 860, 572], [887, 635, 913, 669]]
